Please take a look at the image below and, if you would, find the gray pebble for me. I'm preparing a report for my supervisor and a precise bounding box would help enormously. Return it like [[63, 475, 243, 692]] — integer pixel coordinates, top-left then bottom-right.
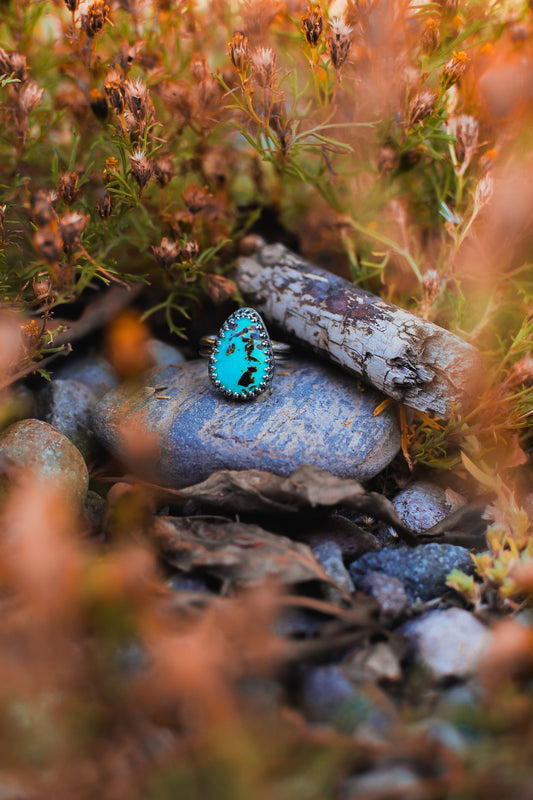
[[301, 665, 389, 734], [359, 571, 409, 618], [93, 358, 401, 485], [304, 514, 380, 561], [349, 543, 474, 603], [37, 378, 99, 461], [167, 573, 212, 593], [339, 765, 424, 800], [0, 419, 88, 505], [83, 489, 107, 534], [392, 481, 465, 533], [401, 607, 491, 679], [312, 541, 355, 593]]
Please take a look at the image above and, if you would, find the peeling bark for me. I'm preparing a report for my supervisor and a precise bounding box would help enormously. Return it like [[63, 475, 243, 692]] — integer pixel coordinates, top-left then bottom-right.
[[234, 243, 484, 418]]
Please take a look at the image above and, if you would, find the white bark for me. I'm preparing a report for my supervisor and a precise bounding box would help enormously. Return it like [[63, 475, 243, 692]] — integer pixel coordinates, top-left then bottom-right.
[[234, 243, 484, 418]]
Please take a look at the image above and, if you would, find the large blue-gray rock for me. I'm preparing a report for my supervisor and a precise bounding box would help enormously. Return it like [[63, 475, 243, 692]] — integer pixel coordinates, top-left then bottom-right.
[[349, 543, 474, 604], [92, 357, 401, 485]]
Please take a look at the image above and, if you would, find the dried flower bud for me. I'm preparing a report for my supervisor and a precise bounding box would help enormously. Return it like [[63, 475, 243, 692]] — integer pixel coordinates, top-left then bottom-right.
[[441, 50, 468, 91], [328, 17, 353, 70], [59, 211, 89, 249], [30, 190, 57, 227], [57, 172, 79, 205], [130, 148, 153, 192], [250, 47, 277, 88], [181, 183, 213, 214], [228, 31, 249, 73], [81, 0, 111, 38], [103, 156, 119, 183], [34, 226, 63, 264], [205, 273, 236, 305], [377, 144, 399, 175], [408, 88, 437, 127], [18, 81, 43, 116], [448, 114, 479, 172], [125, 77, 150, 120], [182, 239, 199, 261], [152, 237, 181, 270], [90, 88, 108, 120], [154, 156, 174, 187], [0, 48, 26, 83], [190, 52, 210, 82], [64, 0, 80, 11], [302, 6, 323, 47], [33, 274, 54, 302], [104, 69, 126, 114], [10, 53, 28, 83], [96, 191, 113, 219], [0, 48, 12, 78], [422, 269, 441, 305], [474, 172, 494, 210], [421, 18, 440, 55]]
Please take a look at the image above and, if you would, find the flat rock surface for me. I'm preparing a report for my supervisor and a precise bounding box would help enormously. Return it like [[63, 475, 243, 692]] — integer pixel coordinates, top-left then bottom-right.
[[0, 418, 89, 504], [93, 357, 401, 485]]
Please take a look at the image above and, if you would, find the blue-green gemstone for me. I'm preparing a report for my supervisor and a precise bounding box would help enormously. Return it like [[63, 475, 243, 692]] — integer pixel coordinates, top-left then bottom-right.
[[209, 308, 274, 401]]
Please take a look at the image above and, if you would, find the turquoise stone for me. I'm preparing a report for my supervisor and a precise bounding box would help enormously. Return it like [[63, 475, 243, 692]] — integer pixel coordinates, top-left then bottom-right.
[[209, 308, 274, 400]]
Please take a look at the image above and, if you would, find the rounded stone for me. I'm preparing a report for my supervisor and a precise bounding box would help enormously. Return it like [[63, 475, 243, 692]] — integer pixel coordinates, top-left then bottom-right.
[[37, 378, 99, 461], [92, 357, 401, 485], [349, 543, 474, 603], [401, 607, 491, 679], [55, 354, 119, 399], [392, 481, 465, 533], [0, 419, 89, 505]]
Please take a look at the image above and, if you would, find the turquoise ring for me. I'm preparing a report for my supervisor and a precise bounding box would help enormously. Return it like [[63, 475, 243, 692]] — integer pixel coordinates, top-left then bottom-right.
[[200, 308, 290, 401]]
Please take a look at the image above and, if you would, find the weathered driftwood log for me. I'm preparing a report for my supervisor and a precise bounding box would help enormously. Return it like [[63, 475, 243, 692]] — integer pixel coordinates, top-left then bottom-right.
[[234, 243, 484, 418]]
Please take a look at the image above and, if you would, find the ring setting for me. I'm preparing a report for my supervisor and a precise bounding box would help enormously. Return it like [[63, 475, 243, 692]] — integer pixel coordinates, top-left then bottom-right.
[[200, 308, 289, 401]]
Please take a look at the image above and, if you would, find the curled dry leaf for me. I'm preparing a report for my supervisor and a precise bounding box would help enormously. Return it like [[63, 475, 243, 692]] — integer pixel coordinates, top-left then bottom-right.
[[136, 465, 418, 545], [152, 515, 347, 593]]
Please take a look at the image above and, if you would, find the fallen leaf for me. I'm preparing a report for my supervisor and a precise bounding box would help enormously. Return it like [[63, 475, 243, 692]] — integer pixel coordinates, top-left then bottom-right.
[[152, 515, 347, 592]]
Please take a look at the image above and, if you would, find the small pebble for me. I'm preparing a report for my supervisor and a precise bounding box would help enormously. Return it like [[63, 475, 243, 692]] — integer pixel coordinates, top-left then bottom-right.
[[301, 666, 391, 735], [343, 642, 402, 683], [304, 514, 380, 561], [83, 489, 107, 535], [349, 543, 474, 604], [401, 607, 491, 679], [359, 571, 409, 619], [312, 541, 355, 593], [392, 481, 465, 533], [339, 765, 424, 800]]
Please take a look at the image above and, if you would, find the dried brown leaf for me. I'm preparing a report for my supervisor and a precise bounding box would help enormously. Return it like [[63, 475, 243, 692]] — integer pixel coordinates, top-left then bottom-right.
[[132, 465, 418, 545], [152, 515, 344, 592]]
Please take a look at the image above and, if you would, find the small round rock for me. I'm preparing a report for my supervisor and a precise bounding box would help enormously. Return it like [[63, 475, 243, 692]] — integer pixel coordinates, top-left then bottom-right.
[[0, 418, 89, 505]]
